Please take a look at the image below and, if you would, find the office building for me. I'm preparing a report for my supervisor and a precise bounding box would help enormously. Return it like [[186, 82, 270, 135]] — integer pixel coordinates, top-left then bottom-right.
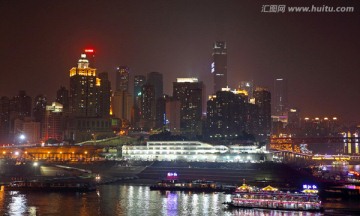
[[212, 41, 227, 93], [253, 87, 271, 140], [147, 72, 163, 100], [173, 78, 203, 136], [56, 86, 69, 113], [273, 78, 288, 116], [116, 66, 130, 92], [69, 53, 98, 117], [98, 72, 111, 117]]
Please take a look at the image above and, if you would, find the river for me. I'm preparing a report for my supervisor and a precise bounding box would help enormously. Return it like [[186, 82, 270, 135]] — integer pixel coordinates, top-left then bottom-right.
[[1, 184, 359, 216]]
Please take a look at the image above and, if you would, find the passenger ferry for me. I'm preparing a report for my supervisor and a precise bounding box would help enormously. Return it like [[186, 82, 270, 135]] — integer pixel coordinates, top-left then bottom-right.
[[225, 182, 323, 212]]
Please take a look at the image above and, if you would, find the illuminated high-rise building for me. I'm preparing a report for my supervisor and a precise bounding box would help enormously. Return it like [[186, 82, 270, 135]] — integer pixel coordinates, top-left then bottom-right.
[[173, 78, 204, 136], [212, 41, 227, 93], [273, 78, 288, 116], [69, 53, 98, 117], [116, 66, 130, 92]]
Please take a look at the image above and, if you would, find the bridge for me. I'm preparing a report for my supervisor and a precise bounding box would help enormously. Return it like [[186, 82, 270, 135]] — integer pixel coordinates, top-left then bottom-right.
[[270, 136, 359, 155]]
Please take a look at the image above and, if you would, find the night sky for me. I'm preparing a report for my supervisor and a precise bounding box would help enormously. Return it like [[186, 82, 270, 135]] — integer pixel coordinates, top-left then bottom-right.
[[1, 0, 359, 123]]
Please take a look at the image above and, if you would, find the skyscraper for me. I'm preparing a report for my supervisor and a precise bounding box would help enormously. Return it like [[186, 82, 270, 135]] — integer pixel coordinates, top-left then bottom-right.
[[273, 78, 288, 116], [132, 75, 146, 127], [115, 66, 130, 92], [98, 72, 111, 117], [140, 84, 156, 129], [33, 94, 47, 123], [173, 78, 203, 136], [212, 41, 227, 93], [147, 72, 163, 100], [206, 89, 247, 140], [56, 86, 69, 113], [254, 87, 271, 140], [10, 91, 32, 121], [69, 53, 98, 117]]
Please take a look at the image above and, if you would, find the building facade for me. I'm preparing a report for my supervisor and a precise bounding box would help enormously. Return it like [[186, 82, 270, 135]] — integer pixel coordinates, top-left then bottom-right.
[[173, 78, 203, 136], [212, 41, 227, 93], [69, 53, 98, 117], [115, 66, 130, 92]]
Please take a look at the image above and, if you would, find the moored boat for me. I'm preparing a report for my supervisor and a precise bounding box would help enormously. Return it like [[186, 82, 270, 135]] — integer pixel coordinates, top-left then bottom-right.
[[5, 178, 96, 192], [149, 172, 236, 193], [224, 183, 323, 212]]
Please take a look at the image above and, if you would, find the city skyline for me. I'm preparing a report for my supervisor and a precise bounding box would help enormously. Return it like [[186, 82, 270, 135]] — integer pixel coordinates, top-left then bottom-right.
[[1, 0, 359, 122]]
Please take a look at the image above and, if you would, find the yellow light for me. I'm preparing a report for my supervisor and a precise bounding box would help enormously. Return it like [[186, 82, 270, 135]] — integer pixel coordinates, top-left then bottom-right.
[[2, 151, 5, 154]]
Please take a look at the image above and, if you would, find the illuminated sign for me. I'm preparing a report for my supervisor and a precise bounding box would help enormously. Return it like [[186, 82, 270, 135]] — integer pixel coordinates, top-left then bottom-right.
[[85, 49, 94, 53], [167, 172, 178, 177], [211, 62, 215, 73], [303, 184, 317, 190]]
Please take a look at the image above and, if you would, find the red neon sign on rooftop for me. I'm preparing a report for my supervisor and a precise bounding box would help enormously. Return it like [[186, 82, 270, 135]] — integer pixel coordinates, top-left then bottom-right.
[[84, 49, 94, 53]]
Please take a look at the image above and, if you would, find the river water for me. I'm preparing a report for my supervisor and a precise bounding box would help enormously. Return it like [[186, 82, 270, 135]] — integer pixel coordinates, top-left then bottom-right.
[[0, 184, 359, 216]]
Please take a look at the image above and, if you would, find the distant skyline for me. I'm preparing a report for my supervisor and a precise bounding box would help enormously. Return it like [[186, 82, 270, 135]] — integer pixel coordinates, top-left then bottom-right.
[[0, 0, 359, 123]]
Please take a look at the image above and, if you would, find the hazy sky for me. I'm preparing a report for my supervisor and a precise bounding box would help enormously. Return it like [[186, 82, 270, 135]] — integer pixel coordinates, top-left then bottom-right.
[[1, 0, 359, 123]]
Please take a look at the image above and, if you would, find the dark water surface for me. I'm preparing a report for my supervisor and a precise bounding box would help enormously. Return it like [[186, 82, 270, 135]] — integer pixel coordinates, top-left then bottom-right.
[[1, 184, 360, 216]]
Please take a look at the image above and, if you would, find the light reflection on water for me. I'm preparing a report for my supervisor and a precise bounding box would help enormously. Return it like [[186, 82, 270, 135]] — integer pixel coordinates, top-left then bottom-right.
[[0, 184, 358, 215]]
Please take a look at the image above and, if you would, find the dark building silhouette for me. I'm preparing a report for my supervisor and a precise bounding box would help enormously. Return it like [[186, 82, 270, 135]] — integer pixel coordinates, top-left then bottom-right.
[[33, 94, 47, 122], [212, 41, 227, 93], [13, 90, 32, 119], [115, 66, 130, 92], [98, 72, 111, 117], [0, 96, 10, 142], [173, 78, 203, 136], [254, 87, 271, 141], [273, 78, 288, 116], [132, 75, 146, 126], [206, 90, 247, 140], [56, 86, 69, 113], [140, 84, 156, 129], [147, 72, 163, 100]]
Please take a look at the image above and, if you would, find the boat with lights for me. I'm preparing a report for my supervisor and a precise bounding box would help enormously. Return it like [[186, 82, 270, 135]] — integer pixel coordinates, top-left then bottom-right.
[[224, 182, 323, 212], [149, 172, 236, 193]]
